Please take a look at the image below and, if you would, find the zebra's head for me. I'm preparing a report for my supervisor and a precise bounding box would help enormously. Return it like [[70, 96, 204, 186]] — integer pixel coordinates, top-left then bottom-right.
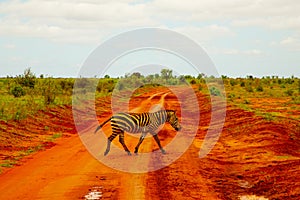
[[167, 110, 181, 131]]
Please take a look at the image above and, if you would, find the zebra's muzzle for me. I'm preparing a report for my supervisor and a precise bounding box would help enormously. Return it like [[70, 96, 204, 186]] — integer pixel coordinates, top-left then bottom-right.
[[175, 126, 181, 131]]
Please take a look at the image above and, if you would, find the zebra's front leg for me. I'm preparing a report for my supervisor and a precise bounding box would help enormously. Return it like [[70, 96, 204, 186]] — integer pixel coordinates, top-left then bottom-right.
[[134, 132, 147, 154], [119, 133, 131, 155], [152, 132, 166, 154]]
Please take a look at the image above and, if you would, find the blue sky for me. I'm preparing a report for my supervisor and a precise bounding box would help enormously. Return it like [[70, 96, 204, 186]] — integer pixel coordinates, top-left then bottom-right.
[[0, 0, 299, 78]]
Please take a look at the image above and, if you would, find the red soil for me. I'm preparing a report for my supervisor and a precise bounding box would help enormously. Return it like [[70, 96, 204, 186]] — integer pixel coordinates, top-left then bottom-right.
[[0, 87, 299, 199]]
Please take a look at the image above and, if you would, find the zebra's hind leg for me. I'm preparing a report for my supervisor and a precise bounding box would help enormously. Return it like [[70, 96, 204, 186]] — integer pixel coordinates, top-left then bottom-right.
[[104, 133, 118, 156], [152, 132, 166, 154], [134, 132, 147, 154], [119, 132, 131, 155]]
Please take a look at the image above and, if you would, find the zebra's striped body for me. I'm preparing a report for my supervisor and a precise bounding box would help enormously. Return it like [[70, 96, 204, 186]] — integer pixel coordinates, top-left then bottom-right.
[[94, 110, 181, 155]]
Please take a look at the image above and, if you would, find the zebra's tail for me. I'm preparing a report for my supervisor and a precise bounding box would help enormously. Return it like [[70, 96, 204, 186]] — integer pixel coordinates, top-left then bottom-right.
[[94, 117, 111, 133]]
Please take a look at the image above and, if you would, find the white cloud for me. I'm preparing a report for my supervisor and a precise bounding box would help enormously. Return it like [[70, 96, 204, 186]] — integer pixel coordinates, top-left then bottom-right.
[[174, 25, 235, 44], [243, 49, 264, 56], [3, 44, 16, 49], [279, 36, 300, 51], [1, 0, 300, 45], [0, 0, 158, 44], [208, 47, 264, 56], [148, 0, 300, 31]]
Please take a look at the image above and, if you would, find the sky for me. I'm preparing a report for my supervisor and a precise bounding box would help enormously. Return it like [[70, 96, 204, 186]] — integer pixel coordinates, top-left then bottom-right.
[[0, 0, 299, 78]]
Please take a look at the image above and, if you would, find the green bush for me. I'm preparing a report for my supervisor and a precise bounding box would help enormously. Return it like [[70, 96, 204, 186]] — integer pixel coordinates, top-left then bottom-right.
[[190, 79, 197, 84], [244, 99, 251, 104], [42, 78, 58, 105], [228, 93, 235, 98], [198, 84, 203, 91], [97, 79, 116, 93], [256, 85, 264, 92], [278, 79, 282, 84], [60, 79, 74, 92], [230, 79, 237, 86], [15, 68, 36, 88], [11, 85, 25, 97], [209, 86, 221, 96], [285, 89, 294, 96], [245, 85, 253, 92]]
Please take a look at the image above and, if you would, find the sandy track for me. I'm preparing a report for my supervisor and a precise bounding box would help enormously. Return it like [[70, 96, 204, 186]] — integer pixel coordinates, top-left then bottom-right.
[[0, 91, 171, 199], [0, 134, 98, 199]]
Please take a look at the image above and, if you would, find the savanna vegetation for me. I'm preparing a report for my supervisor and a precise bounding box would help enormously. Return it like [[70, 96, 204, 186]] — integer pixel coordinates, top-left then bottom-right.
[[1, 68, 299, 122], [0, 67, 299, 174]]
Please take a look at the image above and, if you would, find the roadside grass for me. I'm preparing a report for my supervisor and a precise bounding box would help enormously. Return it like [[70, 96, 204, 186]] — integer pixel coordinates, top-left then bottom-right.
[[219, 76, 300, 121], [188, 76, 299, 122], [0, 160, 16, 168], [0, 77, 74, 121], [47, 132, 63, 142], [0, 133, 62, 173]]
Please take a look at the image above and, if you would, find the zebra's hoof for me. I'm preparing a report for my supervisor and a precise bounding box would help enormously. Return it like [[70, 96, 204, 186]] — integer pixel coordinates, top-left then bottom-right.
[[127, 151, 132, 156], [161, 149, 166, 154], [104, 151, 109, 156]]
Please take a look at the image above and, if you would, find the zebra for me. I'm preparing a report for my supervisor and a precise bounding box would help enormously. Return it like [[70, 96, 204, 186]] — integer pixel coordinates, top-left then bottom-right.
[[94, 110, 181, 156]]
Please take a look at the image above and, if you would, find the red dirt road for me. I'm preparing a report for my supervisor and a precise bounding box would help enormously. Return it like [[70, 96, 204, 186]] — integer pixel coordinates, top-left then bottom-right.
[[0, 87, 299, 199]]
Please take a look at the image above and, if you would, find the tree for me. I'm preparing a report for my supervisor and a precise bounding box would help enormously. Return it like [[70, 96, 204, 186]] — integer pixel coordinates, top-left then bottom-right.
[[16, 68, 36, 88], [131, 72, 142, 78], [160, 69, 173, 79]]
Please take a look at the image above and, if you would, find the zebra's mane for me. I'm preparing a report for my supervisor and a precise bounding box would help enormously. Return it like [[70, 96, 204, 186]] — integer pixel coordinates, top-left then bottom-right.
[[126, 109, 176, 115], [151, 109, 175, 114]]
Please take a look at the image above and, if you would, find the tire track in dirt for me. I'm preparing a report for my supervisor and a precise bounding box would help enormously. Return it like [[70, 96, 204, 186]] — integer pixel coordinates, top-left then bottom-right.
[[118, 91, 171, 200], [145, 88, 221, 199]]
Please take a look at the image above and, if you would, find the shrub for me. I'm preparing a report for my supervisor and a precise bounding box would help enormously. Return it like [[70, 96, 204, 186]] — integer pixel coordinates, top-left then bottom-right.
[[228, 93, 235, 98], [256, 85, 264, 92], [278, 79, 282, 84], [11, 85, 25, 97], [228, 93, 235, 102], [285, 89, 294, 96], [15, 68, 36, 88], [167, 78, 179, 85], [42, 78, 58, 105], [190, 79, 197, 84], [178, 75, 186, 83], [209, 86, 221, 96], [244, 99, 251, 104], [245, 85, 253, 92], [60, 79, 74, 92], [280, 84, 286, 88], [240, 81, 245, 87], [76, 78, 90, 88], [198, 84, 203, 91], [115, 81, 125, 91], [230, 79, 237, 86], [285, 78, 294, 84]]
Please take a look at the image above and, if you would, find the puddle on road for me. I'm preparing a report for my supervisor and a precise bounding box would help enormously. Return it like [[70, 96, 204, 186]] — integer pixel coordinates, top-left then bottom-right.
[[84, 186, 103, 200], [239, 195, 269, 200]]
